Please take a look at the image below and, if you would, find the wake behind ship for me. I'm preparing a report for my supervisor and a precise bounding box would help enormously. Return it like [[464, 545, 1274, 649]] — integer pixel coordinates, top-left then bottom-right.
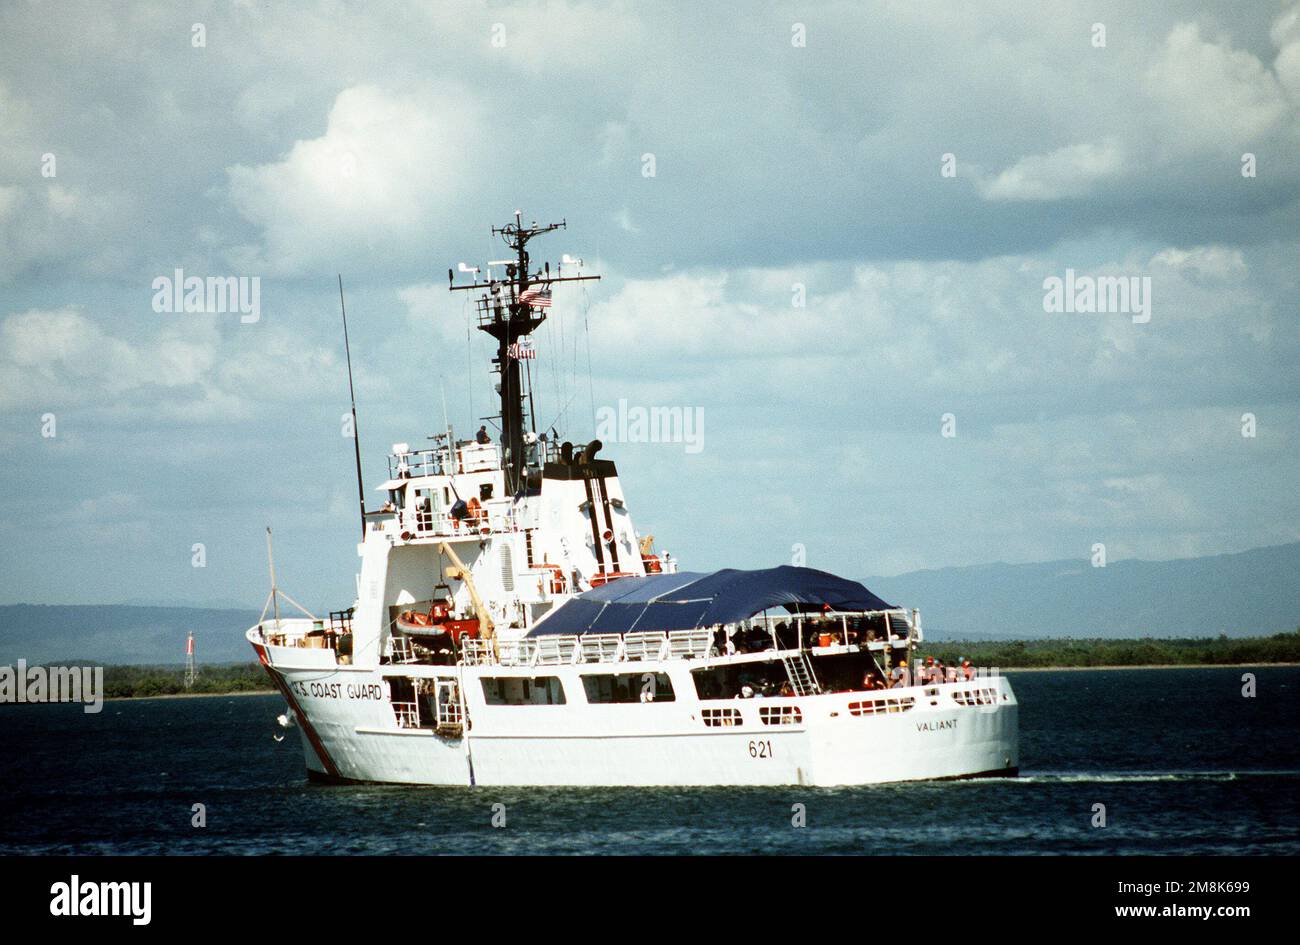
[[246, 213, 1019, 786]]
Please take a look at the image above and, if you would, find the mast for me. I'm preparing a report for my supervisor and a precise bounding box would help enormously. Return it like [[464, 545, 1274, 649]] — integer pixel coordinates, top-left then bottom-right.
[[337, 274, 366, 540], [448, 212, 600, 491]]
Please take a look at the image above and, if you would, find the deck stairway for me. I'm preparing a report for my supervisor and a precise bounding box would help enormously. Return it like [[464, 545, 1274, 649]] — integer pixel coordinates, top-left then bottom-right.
[[782, 652, 820, 696]]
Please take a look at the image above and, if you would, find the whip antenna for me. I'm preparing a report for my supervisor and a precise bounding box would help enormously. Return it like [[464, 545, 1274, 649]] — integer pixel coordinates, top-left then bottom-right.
[[338, 274, 366, 541]]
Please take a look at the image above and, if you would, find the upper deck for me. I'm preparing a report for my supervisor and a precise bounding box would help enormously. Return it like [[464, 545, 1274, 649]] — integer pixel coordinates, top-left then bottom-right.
[[252, 606, 927, 692], [385, 439, 513, 480]]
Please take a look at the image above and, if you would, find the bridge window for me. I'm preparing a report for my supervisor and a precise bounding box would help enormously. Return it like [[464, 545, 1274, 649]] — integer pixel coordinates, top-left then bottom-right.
[[481, 676, 566, 705], [581, 672, 675, 704]]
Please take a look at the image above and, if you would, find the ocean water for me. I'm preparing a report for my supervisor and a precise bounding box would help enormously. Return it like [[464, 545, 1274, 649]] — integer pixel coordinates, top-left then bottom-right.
[[1, 667, 1296, 855]]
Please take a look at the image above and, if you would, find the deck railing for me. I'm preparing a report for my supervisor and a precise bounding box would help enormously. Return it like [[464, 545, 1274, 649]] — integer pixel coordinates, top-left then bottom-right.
[[392, 700, 420, 729], [388, 447, 448, 479], [396, 504, 517, 540], [461, 627, 715, 667]]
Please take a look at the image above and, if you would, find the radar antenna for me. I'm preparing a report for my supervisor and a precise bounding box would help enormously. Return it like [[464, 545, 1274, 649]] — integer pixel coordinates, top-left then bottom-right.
[[448, 212, 600, 491]]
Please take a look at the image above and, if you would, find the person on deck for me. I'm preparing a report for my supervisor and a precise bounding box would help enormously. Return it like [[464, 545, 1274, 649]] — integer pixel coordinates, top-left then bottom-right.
[[476, 425, 491, 444]]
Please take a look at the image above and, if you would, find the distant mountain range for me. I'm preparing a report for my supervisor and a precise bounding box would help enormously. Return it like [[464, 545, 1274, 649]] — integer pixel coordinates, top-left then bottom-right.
[[0, 605, 261, 665], [865, 542, 1299, 640], [1, 543, 1295, 664]]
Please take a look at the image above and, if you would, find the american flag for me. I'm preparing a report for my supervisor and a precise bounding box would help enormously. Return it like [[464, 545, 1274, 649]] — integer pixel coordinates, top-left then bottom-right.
[[507, 340, 537, 360], [519, 285, 552, 309]]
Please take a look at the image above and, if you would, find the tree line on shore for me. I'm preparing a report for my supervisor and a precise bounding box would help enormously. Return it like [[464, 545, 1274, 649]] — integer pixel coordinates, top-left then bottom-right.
[[921, 630, 1300, 668], [103, 662, 271, 698]]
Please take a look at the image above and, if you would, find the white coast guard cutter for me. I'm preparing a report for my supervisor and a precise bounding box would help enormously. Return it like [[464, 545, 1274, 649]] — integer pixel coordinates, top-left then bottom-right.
[[246, 213, 1019, 786]]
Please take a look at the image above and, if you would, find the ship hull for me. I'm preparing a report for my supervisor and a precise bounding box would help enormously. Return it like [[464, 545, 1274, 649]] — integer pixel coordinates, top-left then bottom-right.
[[255, 639, 1019, 788]]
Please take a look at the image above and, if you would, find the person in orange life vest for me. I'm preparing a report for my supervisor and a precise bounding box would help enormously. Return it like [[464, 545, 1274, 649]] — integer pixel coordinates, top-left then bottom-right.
[[961, 658, 975, 681]]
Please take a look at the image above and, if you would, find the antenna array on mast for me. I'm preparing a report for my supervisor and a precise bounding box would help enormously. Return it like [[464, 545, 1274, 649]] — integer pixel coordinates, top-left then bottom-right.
[[447, 212, 601, 492]]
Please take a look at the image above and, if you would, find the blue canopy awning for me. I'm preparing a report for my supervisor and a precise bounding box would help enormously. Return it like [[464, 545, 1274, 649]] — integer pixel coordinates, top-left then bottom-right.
[[527, 566, 895, 636]]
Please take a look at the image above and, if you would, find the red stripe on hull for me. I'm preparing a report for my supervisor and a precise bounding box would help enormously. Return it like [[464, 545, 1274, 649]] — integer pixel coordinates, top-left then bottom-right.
[[253, 642, 340, 779]]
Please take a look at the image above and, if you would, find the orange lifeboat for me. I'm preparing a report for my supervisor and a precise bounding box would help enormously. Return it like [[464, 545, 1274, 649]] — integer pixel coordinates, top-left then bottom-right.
[[395, 603, 479, 641]]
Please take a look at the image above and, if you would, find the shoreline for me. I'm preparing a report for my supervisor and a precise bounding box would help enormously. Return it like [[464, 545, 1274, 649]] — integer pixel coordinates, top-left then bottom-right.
[[101, 661, 1300, 701], [107, 689, 275, 702]]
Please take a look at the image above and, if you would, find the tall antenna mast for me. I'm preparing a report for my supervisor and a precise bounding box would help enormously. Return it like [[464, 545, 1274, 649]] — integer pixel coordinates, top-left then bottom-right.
[[448, 212, 600, 491], [338, 274, 366, 540]]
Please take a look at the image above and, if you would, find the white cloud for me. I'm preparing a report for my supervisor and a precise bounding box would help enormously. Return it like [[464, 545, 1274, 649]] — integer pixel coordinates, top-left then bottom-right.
[[1273, 4, 1300, 103], [0, 306, 339, 422], [0, 185, 20, 219], [482, 0, 641, 73], [1150, 245, 1247, 281], [0, 308, 143, 410], [978, 140, 1125, 202], [1, 1, 1298, 603], [613, 208, 639, 233], [226, 85, 482, 274], [1144, 22, 1291, 149]]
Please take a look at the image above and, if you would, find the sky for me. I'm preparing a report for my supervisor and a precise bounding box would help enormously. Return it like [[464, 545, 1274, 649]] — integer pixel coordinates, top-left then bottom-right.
[[0, 0, 1296, 608]]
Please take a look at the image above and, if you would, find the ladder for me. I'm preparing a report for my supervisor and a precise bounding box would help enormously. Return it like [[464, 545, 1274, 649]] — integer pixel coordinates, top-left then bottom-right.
[[390, 636, 418, 664], [782, 652, 819, 696], [434, 680, 464, 737]]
